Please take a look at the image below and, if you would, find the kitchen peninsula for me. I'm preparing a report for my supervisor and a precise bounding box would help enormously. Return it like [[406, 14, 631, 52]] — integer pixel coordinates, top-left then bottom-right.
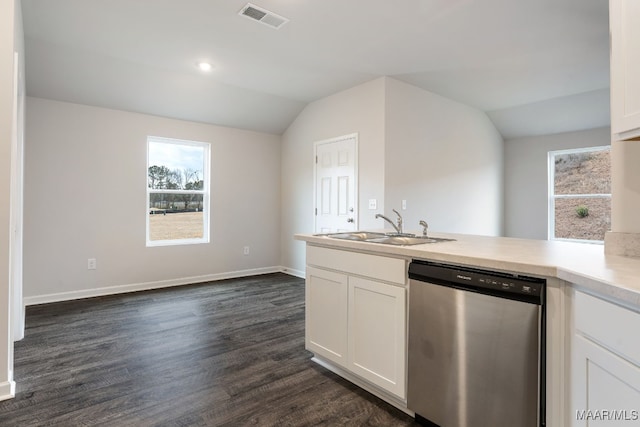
[[295, 231, 640, 427]]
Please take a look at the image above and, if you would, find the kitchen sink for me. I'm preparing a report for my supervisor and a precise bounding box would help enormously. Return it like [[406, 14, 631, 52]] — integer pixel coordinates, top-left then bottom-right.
[[321, 231, 455, 246], [324, 231, 387, 241], [365, 236, 456, 246]]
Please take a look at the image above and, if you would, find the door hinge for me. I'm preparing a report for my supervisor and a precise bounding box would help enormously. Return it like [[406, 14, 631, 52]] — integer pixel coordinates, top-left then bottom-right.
[[315, 208, 317, 215], [315, 155, 318, 164]]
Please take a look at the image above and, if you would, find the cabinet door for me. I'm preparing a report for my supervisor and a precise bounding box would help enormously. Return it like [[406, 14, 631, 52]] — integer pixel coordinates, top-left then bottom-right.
[[305, 267, 348, 367], [572, 335, 640, 426], [348, 276, 406, 398], [611, 0, 640, 139]]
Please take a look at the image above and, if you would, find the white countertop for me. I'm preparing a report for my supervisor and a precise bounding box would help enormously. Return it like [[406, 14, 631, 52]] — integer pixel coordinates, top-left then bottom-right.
[[295, 231, 640, 309]]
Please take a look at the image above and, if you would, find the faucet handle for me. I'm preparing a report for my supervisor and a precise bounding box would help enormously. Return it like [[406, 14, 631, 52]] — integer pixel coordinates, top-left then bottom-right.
[[392, 208, 403, 224], [419, 220, 428, 237], [392, 209, 403, 232]]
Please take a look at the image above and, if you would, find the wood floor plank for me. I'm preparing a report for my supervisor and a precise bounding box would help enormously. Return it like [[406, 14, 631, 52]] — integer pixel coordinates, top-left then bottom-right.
[[0, 273, 417, 426]]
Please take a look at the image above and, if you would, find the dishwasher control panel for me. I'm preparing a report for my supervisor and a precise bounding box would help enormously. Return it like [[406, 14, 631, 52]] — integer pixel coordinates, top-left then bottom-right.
[[467, 272, 542, 297], [409, 260, 545, 302]]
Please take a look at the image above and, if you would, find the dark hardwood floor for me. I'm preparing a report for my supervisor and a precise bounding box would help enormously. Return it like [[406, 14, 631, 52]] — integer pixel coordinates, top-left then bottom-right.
[[0, 273, 417, 426]]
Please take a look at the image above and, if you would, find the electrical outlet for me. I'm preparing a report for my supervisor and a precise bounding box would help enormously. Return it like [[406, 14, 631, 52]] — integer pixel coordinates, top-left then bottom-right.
[[88, 258, 97, 270], [368, 199, 377, 210], [243, 246, 250, 256]]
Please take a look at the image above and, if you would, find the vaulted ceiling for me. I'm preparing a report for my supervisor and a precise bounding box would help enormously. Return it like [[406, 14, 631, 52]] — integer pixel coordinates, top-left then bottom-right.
[[21, 0, 610, 138]]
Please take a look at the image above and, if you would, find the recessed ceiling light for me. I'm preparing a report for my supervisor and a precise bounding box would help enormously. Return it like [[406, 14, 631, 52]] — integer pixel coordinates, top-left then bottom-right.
[[197, 62, 213, 72]]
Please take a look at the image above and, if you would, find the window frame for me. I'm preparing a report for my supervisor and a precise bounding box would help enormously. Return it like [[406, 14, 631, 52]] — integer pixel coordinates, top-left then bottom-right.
[[547, 145, 611, 244], [146, 136, 211, 247]]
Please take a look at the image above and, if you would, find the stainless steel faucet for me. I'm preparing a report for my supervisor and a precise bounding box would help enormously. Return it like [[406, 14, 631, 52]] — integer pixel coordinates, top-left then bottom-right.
[[419, 220, 428, 237], [376, 209, 403, 234]]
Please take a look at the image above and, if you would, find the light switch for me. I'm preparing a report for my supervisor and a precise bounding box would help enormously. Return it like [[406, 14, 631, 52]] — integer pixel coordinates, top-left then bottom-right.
[[402, 200, 407, 210]]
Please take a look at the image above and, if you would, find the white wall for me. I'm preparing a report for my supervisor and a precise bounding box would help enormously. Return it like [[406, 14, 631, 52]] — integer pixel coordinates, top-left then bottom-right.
[[280, 77, 505, 274], [611, 140, 640, 234], [24, 97, 282, 301], [504, 127, 611, 239], [384, 78, 504, 236], [280, 78, 386, 274]]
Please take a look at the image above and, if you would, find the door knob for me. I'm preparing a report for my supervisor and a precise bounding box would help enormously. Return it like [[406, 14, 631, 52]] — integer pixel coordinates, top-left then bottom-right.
[[347, 218, 354, 223]]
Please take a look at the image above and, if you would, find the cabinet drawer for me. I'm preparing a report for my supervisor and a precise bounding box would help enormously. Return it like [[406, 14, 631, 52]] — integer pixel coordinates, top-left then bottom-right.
[[574, 291, 640, 366], [307, 245, 406, 285]]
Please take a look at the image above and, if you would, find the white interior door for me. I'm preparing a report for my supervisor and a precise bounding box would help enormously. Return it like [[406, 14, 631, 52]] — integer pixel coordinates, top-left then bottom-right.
[[314, 134, 358, 233]]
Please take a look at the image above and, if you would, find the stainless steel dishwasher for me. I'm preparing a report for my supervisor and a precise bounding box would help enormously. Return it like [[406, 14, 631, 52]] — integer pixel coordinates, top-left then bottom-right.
[[407, 260, 545, 427]]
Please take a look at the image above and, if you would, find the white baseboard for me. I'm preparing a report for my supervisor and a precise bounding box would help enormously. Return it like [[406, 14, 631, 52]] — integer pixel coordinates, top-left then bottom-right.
[[0, 380, 15, 402], [24, 266, 286, 306], [279, 266, 305, 278]]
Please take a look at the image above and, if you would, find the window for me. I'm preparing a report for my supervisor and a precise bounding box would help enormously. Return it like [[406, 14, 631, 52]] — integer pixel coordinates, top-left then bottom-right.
[[548, 146, 611, 243], [147, 136, 210, 246]]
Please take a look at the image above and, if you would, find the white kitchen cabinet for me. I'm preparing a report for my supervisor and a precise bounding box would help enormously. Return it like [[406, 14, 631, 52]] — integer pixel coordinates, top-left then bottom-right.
[[305, 245, 408, 400], [610, 0, 640, 140], [348, 276, 406, 398], [571, 291, 640, 426], [305, 266, 348, 367]]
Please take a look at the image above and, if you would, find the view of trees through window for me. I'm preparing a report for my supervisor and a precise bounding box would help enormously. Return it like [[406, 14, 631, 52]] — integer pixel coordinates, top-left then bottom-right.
[[148, 166, 204, 210], [549, 147, 611, 242], [147, 137, 209, 244]]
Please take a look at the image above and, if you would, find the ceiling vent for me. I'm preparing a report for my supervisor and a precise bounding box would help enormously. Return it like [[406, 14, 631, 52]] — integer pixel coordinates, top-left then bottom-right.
[[239, 3, 289, 29]]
